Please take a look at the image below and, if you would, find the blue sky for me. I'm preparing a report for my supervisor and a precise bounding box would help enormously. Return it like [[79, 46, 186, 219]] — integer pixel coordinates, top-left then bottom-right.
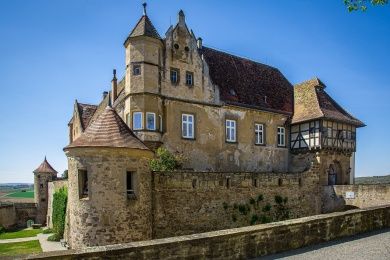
[[0, 0, 389, 183]]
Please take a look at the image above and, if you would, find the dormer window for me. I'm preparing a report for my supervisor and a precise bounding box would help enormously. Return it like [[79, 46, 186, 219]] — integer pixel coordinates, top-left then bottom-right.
[[186, 71, 194, 86], [133, 64, 141, 76]]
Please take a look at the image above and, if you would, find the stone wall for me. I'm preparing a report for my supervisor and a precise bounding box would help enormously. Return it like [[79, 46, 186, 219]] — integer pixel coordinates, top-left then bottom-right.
[[323, 184, 390, 212], [47, 179, 68, 228], [22, 205, 390, 259], [14, 203, 37, 227], [152, 164, 321, 238], [0, 203, 16, 229]]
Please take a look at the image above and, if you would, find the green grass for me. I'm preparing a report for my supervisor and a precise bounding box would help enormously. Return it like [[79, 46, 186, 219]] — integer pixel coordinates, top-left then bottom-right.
[[0, 228, 42, 240], [0, 240, 42, 256], [5, 190, 34, 198]]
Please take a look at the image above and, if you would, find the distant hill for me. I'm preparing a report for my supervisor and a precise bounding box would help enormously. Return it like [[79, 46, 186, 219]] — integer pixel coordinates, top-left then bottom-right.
[[355, 175, 390, 185]]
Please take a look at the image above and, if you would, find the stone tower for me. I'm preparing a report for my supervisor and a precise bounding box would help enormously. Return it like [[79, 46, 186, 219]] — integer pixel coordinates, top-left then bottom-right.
[[33, 157, 57, 225], [63, 106, 154, 249]]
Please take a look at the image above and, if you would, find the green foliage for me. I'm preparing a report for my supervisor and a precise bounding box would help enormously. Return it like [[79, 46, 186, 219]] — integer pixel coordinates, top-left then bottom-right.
[[250, 214, 259, 225], [0, 240, 42, 256], [274, 195, 284, 205], [52, 187, 67, 240], [259, 215, 272, 224], [238, 204, 248, 215], [249, 197, 256, 205], [0, 228, 42, 240], [274, 195, 290, 221], [62, 170, 68, 179], [233, 203, 238, 209], [149, 147, 182, 171], [222, 202, 228, 210], [232, 214, 237, 222], [42, 228, 53, 234], [344, 0, 388, 12], [257, 194, 264, 202], [262, 203, 272, 212], [47, 233, 61, 242], [0, 226, 5, 235]]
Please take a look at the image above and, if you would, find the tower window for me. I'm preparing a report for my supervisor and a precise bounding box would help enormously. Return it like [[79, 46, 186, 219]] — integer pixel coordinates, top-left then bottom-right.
[[185, 71, 194, 86], [255, 123, 264, 145], [226, 119, 237, 143], [133, 65, 141, 75], [277, 127, 286, 147], [132, 112, 143, 130], [78, 169, 88, 199], [126, 171, 134, 197], [182, 114, 194, 139], [170, 68, 179, 84], [146, 112, 156, 130]]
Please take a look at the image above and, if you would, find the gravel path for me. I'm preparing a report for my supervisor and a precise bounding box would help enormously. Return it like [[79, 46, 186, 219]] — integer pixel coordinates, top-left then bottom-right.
[[259, 228, 390, 260], [37, 233, 67, 252]]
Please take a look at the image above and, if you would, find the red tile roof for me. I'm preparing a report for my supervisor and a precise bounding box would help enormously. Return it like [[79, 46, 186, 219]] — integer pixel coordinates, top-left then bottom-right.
[[33, 157, 57, 174], [292, 78, 365, 126], [65, 106, 150, 150], [201, 47, 294, 115]]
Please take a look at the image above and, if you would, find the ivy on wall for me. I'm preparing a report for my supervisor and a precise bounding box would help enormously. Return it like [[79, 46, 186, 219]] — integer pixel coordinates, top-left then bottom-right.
[[49, 187, 67, 241]]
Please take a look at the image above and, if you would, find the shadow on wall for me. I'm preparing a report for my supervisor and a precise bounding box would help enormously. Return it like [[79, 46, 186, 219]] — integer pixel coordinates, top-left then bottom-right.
[[321, 185, 359, 213]]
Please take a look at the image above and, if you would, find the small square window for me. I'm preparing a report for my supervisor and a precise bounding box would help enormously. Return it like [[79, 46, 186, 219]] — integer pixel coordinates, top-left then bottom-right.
[[146, 112, 156, 130], [132, 112, 143, 130], [133, 65, 141, 75], [170, 69, 179, 84], [185, 71, 193, 86]]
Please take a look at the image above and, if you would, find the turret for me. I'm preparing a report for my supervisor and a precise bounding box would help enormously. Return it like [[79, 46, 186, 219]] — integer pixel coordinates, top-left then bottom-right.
[[63, 106, 154, 249], [33, 157, 57, 225]]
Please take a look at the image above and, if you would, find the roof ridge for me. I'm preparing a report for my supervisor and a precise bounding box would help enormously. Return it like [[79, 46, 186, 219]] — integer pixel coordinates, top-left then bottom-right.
[[203, 46, 278, 71]]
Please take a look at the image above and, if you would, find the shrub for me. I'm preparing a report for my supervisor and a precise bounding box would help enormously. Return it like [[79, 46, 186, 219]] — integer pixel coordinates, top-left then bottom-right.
[[238, 204, 249, 215], [260, 215, 272, 224], [262, 203, 272, 212], [275, 195, 283, 205], [47, 233, 61, 242], [52, 187, 67, 240], [249, 197, 256, 205], [0, 226, 5, 234], [222, 202, 229, 210], [232, 214, 237, 222], [42, 228, 53, 234], [149, 147, 183, 171], [250, 214, 259, 225], [257, 194, 264, 202]]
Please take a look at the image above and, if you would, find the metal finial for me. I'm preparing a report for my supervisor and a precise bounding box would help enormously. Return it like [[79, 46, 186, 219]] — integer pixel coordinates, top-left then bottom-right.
[[142, 2, 147, 15]]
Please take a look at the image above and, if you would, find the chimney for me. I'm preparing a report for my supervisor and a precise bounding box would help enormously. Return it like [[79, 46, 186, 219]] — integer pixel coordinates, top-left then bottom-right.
[[197, 37, 203, 49], [111, 69, 118, 104], [102, 91, 108, 100], [178, 10, 185, 26]]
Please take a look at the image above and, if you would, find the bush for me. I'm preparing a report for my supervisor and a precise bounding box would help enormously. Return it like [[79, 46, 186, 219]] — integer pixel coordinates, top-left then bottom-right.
[[250, 214, 259, 225], [149, 147, 183, 171], [42, 228, 53, 234], [47, 233, 61, 242], [52, 187, 67, 239], [0, 226, 5, 234]]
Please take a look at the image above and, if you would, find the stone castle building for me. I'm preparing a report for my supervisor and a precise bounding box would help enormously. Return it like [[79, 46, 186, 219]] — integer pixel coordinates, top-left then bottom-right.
[[53, 5, 365, 249]]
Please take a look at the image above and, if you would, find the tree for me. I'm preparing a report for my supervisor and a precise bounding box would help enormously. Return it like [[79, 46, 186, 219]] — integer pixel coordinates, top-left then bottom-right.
[[149, 147, 183, 171], [344, 0, 388, 12], [62, 170, 68, 179]]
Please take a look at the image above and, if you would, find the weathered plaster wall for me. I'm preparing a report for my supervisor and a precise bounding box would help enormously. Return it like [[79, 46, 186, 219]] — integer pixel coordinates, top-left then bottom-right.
[[0, 204, 16, 229], [47, 179, 68, 228], [65, 148, 153, 249], [14, 203, 37, 227], [152, 165, 321, 238], [22, 205, 390, 260]]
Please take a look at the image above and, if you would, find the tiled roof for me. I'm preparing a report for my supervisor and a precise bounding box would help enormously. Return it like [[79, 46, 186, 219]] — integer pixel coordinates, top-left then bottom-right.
[[126, 15, 161, 41], [292, 78, 365, 126], [65, 106, 150, 150], [77, 103, 97, 130], [33, 157, 57, 174], [201, 47, 294, 115]]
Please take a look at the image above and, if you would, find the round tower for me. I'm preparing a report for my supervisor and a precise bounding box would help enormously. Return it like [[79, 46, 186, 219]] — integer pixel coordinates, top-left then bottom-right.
[[33, 157, 57, 225], [63, 106, 154, 249]]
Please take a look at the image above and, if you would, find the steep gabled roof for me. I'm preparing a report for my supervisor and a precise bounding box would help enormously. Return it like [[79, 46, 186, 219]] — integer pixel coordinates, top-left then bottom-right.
[[201, 47, 294, 115], [65, 107, 150, 151], [77, 103, 98, 130], [292, 78, 365, 127], [33, 157, 57, 174], [126, 15, 161, 42]]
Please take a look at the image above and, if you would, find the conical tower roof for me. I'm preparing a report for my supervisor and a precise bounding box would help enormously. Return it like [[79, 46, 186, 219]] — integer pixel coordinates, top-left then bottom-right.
[[127, 15, 161, 40], [33, 157, 58, 174], [65, 106, 150, 151]]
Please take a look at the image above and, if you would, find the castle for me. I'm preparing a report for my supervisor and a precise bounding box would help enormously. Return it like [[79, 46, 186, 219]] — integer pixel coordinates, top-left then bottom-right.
[[35, 5, 365, 249]]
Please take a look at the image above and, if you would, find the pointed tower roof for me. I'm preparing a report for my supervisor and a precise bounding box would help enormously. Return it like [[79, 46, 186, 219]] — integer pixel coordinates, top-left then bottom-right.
[[33, 157, 58, 174], [292, 78, 365, 127], [65, 107, 150, 151]]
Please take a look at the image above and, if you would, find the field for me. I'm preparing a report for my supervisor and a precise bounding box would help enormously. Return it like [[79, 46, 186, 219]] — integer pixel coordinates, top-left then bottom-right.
[[355, 175, 390, 185], [5, 190, 34, 198]]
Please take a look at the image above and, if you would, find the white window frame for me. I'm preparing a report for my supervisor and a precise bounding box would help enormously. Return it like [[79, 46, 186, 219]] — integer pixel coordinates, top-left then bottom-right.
[[277, 127, 286, 147], [146, 112, 156, 130], [226, 119, 236, 143], [182, 114, 194, 139], [132, 112, 143, 130], [255, 123, 264, 145]]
